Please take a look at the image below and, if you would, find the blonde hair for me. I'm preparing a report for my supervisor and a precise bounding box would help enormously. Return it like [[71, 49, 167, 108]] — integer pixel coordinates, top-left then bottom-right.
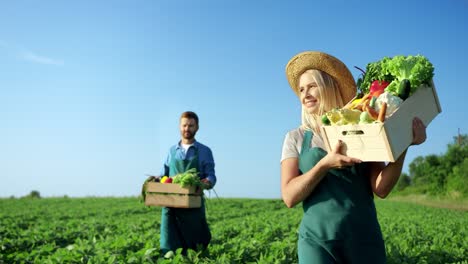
[[300, 69, 346, 134]]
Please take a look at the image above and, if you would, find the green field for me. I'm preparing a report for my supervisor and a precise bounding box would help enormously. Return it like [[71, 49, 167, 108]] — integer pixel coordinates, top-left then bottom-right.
[[1, 197, 466, 264]]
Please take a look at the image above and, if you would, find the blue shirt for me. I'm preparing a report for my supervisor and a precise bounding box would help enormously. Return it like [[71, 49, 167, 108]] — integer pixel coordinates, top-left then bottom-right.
[[160, 141, 217, 187]]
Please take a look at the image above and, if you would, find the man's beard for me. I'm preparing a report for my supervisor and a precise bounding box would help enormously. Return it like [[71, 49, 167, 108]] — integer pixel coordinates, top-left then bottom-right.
[[182, 131, 195, 140]]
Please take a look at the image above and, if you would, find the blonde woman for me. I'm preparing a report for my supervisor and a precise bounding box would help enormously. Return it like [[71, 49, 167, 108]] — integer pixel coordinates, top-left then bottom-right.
[[281, 51, 426, 263]]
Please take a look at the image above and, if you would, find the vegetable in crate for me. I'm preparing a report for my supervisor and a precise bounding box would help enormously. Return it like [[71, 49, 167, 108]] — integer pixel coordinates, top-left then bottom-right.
[[322, 54, 435, 126], [160, 176, 172, 183], [359, 111, 374, 124], [369, 80, 389, 98], [375, 92, 403, 119], [381, 55, 434, 98], [324, 108, 361, 125], [172, 168, 203, 188], [321, 114, 331, 125], [356, 58, 393, 95], [397, 79, 411, 100], [356, 55, 434, 100]]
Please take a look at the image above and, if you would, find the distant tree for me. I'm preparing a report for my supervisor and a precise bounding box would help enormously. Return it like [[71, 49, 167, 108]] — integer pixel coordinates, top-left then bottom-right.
[[407, 133, 468, 197], [27, 190, 41, 199], [453, 133, 468, 147], [443, 137, 468, 171], [395, 173, 411, 191], [409, 155, 437, 193], [441, 136, 468, 195], [446, 158, 468, 198], [426, 155, 446, 195]]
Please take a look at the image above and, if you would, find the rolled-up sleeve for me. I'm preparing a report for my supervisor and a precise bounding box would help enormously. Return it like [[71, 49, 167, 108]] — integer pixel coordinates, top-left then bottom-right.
[[281, 131, 299, 162], [159, 150, 170, 177], [201, 147, 216, 187]]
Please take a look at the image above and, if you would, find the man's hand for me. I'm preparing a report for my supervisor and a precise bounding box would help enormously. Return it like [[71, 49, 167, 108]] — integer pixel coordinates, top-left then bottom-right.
[[194, 179, 212, 195], [201, 178, 212, 189], [145, 175, 160, 182]]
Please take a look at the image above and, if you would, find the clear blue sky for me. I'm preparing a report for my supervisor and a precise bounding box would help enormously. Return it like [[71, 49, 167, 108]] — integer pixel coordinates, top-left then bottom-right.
[[1, 1, 467, 198]]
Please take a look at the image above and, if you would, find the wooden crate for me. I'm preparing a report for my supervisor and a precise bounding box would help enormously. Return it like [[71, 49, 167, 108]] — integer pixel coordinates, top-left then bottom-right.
[[144, 182, 201, 208], [321, 82, 441, 162]]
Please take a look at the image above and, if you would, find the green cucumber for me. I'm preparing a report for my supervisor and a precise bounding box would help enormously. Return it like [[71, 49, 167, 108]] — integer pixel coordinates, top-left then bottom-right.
[[398, 79, 411, 100]]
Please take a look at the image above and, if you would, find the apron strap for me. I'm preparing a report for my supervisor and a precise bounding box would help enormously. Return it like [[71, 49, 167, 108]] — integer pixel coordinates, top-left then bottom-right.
[[300, 130, 314, 155], [169, 144, 200, 177]]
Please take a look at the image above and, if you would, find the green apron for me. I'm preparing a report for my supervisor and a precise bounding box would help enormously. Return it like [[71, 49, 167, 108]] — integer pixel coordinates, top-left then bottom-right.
[[297, 131, 386, 264], [159, 146, 211, 254]]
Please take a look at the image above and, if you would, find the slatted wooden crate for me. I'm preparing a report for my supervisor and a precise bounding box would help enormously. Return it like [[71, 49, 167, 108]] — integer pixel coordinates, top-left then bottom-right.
[[321, 82, 441, 162], [144, 182, 201, 208]]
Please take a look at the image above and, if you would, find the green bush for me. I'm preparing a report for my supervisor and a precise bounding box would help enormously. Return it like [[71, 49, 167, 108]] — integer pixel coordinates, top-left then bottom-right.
[[446, 158, 468, 198], [405, 134, 468, 197], [25, 190, 41, 199]]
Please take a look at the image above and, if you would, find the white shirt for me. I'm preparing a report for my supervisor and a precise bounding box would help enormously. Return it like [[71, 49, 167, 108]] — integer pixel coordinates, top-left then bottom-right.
[[180, 143, 194, 154], [280, 127, 326, 162]]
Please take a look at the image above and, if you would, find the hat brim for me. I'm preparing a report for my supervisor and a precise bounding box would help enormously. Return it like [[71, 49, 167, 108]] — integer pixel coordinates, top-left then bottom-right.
[[285, 51, 356, 103]]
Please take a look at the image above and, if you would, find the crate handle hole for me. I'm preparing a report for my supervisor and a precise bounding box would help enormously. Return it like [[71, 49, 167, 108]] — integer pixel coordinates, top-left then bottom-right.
[[342, 130, 364, 136]]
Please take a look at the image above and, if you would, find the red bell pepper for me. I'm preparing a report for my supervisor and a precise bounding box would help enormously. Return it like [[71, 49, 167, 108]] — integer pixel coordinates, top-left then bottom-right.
[[370, 80, 389, 97]]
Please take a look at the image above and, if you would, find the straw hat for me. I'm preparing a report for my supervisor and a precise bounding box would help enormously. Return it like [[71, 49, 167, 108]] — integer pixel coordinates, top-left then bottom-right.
[[285, 51, 356, 103]]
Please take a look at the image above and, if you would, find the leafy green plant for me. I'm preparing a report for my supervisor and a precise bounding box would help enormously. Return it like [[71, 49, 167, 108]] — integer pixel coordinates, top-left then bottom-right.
[[172, 168, 202, 188], [1, 197, 466, 263]]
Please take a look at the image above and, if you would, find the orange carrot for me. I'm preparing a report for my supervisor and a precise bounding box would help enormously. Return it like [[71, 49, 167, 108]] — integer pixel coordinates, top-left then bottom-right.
[[357, 98, 370, 111], [365, 105, 379, 120], [355, 104, 364, 111]]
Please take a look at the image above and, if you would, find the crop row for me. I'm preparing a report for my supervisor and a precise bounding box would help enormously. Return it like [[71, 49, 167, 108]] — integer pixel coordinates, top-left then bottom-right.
[[0, 197, 466, 263]]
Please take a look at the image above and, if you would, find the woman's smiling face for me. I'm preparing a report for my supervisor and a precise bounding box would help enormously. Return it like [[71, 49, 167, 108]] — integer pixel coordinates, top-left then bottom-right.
[[298, 72, 320, 115]]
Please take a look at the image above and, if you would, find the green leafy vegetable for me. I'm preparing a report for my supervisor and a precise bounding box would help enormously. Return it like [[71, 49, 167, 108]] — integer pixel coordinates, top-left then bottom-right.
[[172, 168, 202, 188], [357, 57, 394, 95], [381, 55, 434, 96]]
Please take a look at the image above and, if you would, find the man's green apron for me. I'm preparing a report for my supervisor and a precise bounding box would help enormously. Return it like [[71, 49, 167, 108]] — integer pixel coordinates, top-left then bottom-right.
[[160, 147, 211, 254], [297, 131, 386, 264]]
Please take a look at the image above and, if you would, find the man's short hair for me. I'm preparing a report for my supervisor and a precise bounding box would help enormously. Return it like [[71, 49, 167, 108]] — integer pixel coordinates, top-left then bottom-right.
[[180, 111, 199, 125]]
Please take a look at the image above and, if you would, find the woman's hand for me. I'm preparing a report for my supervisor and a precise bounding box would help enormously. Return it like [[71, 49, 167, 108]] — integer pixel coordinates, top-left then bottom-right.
[[411, 117, 427, 145], [369, 117, 427, 198], [320, 140, 362, 169]]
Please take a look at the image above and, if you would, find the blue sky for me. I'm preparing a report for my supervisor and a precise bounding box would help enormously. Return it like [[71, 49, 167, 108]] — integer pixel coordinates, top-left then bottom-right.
[[1, 1, 467, 198]]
